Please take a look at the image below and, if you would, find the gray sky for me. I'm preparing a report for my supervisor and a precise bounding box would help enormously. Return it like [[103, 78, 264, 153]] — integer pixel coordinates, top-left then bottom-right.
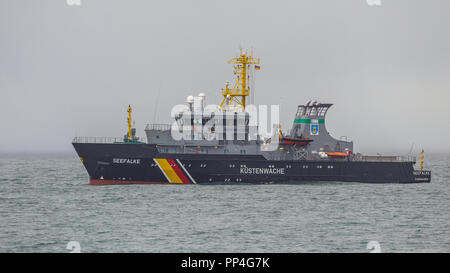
[[1, 0, 449, 154]]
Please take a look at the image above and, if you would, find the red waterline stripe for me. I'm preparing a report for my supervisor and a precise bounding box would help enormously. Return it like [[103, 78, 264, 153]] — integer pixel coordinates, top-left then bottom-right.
[[166, 158, 191, 184]]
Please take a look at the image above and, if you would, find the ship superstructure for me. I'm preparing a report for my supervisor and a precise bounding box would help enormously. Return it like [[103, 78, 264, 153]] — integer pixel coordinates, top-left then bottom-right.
[[72, 50, 431, 185]]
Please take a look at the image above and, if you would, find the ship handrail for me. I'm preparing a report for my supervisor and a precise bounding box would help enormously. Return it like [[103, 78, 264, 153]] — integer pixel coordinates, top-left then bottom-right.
[[145, 123, 172, 131], [72, 136, 124, 144], [398, 155, 417, 162], [353, 155, 417, 162]]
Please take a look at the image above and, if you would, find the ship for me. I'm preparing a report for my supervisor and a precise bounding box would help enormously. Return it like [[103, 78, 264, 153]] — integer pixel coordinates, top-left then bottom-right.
[[72, 50, 431, 185]]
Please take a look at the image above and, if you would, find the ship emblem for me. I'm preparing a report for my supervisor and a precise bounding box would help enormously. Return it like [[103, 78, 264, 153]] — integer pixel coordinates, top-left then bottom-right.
[[310, 124, 319, 136]]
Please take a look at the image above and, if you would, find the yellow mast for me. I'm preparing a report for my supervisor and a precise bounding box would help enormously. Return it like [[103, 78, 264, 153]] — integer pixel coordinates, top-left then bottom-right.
[[219, 49, 260, 111], [127, 105, 132, 140], [420, 150, 424, 171]]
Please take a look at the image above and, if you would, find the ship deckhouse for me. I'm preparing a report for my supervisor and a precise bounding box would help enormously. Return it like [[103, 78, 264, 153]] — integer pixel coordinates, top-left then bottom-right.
[[287, 101, 353, 156], [144, 51, 353, 161]]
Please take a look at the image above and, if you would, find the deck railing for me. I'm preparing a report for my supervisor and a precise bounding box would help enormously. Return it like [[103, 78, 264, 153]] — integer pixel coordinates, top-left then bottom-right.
[[72, 137, 123, 144], [145, 123, 172, 131], [355, 155, 417, 162]]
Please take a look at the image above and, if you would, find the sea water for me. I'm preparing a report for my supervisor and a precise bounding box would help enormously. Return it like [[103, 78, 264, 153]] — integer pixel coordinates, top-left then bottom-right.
[[0, 153, 449, 252]]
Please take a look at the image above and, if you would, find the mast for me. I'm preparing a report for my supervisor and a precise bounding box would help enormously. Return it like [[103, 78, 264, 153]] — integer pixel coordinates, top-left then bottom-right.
[[219, 49, 260, 111], [127, 105, 132, 140], [420, 150, 424, 171]]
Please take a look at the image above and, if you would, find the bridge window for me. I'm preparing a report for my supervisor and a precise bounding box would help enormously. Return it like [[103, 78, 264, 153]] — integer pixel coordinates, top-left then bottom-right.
[[295, 106, 305, 116], [318, 107, 328, 116], [305, 107, 311, 116]]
